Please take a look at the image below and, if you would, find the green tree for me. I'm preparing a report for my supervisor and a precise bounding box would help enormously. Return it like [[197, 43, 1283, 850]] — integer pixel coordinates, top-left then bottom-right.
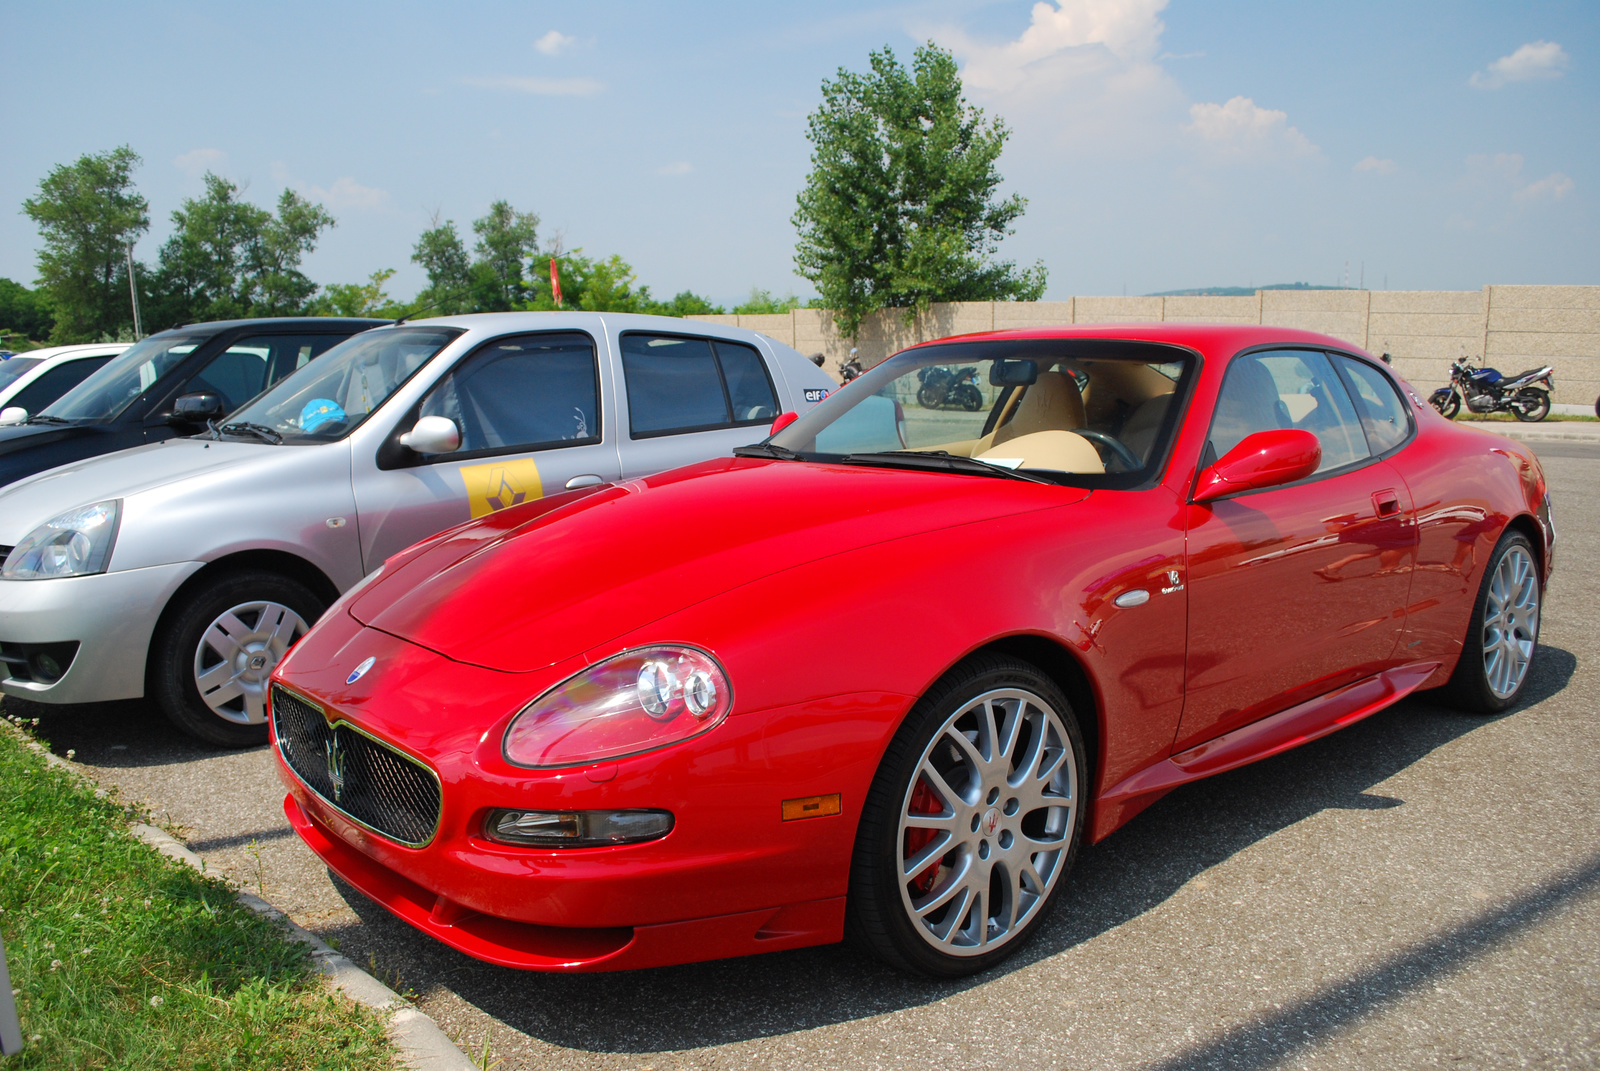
[[471, 201, 540, 310], [0, 278, 56, 342], [307, 269, 405, 318], [732, 288, 802, 315], [22, 146, 150, 342], [792, 43, 1047, 338], [152, 173, 334, 324], [410, 216, 472, 314], [651, 290, 725, 316]]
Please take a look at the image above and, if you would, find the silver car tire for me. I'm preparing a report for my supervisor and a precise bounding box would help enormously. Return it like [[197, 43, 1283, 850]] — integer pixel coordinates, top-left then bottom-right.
[[849, 655, 1086, 977]]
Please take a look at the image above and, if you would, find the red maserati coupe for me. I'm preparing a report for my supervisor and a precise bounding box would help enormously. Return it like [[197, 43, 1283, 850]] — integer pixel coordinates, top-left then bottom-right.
[[269, 323, 1551, 977]]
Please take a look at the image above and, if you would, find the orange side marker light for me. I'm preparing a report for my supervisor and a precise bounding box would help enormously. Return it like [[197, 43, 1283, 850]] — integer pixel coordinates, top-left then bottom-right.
[[781, 793, 842, 822]]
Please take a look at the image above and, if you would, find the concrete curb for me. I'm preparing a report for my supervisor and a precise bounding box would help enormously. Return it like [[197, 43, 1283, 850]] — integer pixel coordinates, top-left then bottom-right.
[[1467, 421, 1600, 443], [2, 718, 475, 1071]]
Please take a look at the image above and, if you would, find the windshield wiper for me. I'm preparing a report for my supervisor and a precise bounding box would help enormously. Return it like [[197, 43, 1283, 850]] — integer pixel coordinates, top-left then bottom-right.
[[837, 450, 1054, 484], [733, 442, 804, 461], [217, 421, 284, 445], [24, 414, 72, 425]]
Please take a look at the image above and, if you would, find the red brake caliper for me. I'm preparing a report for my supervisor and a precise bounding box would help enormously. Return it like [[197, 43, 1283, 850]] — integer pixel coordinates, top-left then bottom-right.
[[905, 779, 942, 896]]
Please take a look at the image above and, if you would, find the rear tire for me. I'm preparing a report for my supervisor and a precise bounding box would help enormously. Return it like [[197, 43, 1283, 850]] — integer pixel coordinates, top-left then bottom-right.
[[1512, 388, 1550, 423], [847, 655, 1086, 977], [1442, 531, 1541, 714], [149, 570, 326, 747]]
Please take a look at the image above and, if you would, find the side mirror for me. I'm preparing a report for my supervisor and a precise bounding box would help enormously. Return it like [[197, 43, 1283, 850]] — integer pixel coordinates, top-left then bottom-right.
[[170, 391, 225, 424], [769, 411, 799, 436], [1193, 429, 1321, 503], [0, 407, 27, 426], [398, 414, 461, 454]]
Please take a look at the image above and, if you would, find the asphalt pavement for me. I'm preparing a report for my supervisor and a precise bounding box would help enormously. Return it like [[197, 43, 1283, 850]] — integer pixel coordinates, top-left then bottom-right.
[[16, 441, 1599, 1070]]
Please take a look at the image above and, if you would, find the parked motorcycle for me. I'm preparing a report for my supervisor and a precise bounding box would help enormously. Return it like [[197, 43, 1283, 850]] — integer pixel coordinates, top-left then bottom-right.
[[916, 365, 983, 410], [840, 348, 864, 383], [1428, 355, 1554, 422]]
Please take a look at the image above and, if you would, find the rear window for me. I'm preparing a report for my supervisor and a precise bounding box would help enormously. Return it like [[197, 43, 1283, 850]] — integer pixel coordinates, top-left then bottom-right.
[[620, 334, 778, 437]]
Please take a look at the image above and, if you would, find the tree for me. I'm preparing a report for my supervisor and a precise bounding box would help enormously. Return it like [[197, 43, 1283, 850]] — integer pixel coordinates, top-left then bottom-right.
[[411, 216, 472, 314], [792, 43, 1047, 338], [0, 278, 56, 342], [471, 200, 540, 310], [308, 269, 405, 318], [732, 288, 802, 315], [151, 173, 334, 325], [22, 146, 150, 342]]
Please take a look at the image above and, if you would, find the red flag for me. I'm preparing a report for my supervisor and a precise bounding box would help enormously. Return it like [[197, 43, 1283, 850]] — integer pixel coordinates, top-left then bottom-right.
[[550, 257, 563, 308]]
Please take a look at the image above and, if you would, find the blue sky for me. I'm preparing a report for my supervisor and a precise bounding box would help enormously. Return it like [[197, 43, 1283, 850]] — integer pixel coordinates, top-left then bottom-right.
[[2, 1, 1594, 306]]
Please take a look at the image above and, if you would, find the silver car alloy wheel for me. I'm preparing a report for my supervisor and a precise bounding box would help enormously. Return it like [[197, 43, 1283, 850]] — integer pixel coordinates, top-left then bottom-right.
[[896, 687, 1077, 956], [192, 600, 310, 725], [1482, 544, 1540, 700]]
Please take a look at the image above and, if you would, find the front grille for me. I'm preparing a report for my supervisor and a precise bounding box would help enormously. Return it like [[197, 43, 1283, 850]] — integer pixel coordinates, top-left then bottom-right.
[[272, 685, 442, 847]]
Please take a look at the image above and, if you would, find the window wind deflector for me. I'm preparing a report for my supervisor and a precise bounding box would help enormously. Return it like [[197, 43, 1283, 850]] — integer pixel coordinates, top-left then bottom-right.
[[24, 414, 71, 425], [733, 442, 804, 461], [218, 421, 284, 444], [837, 450, 1055, 484]]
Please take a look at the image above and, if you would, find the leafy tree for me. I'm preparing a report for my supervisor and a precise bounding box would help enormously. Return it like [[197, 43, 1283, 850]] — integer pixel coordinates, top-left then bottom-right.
[[151, 173, 335, 325], [652, 290, 725, 316], [307, 269, 405, 319], [792, 43, 1047, 338], [732, 288, 802, 315], [411, 216, 472, 314], [471, 201, 540, 310], [22, 146, 150, 342], [0, 278, 56, 342]]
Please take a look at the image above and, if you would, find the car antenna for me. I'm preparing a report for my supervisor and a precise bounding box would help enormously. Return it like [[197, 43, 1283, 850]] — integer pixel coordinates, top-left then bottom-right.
[[393, 288, 466, 326]]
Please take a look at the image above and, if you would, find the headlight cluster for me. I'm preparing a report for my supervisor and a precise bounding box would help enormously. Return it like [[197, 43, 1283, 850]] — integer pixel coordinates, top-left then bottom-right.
[[502, 645, 732, 768], [2, 500, 121, 580]]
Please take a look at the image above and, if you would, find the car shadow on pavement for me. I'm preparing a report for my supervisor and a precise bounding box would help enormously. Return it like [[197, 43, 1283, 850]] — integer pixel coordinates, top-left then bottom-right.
[[319, 644, 1578, 1055], [10, 695, 273, 771]]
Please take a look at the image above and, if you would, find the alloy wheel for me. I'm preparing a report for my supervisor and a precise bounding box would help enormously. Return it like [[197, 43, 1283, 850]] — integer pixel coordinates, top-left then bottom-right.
[[896, 687, 1077, 956], [1482, 545, 1540, 700], [192, 600, 310, 725]]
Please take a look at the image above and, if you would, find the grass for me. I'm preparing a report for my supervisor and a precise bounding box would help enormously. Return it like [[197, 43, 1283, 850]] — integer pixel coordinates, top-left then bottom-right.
[[0, 710, 395, 1070], [1454, 411, 1597, 422]]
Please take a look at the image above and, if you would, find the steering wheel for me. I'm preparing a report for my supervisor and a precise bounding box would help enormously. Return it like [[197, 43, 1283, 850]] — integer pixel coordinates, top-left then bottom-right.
[[1073, 429, 1143, 472]]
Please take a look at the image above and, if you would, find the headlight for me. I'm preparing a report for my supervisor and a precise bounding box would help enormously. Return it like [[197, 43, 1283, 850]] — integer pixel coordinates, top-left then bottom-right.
[[503, 645, 732, 768], [2, 500, 122, 580]]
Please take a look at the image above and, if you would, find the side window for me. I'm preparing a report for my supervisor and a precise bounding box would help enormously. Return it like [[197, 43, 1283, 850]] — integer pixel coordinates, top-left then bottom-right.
[[1334, 355, 1411, 455], [1210, 350, 1370, 474], [185, 335, 343, 412], [620, 333, 777, 437], [9, 357, 111, 414], [417, 332, 599, 457]]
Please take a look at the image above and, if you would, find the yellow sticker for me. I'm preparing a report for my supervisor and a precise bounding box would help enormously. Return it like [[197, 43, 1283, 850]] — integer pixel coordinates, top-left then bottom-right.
[[460, 459, 544, 518]]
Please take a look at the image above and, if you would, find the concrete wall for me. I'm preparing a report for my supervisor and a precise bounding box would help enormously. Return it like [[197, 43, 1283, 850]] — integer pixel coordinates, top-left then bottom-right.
[[688, 285, 1600, 406]]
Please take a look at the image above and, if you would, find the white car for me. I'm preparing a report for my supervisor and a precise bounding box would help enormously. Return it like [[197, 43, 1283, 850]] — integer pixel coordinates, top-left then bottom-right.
[[0, 343, 130, 424], [0, 312, 835, 745]]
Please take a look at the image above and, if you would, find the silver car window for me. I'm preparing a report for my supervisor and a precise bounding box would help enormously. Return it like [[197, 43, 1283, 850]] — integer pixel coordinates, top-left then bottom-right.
[[42, 336, 204, 422]]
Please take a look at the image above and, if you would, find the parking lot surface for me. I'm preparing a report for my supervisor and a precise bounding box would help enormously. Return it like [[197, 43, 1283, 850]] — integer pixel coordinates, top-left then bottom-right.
[[20, 444, 1599, 1070]]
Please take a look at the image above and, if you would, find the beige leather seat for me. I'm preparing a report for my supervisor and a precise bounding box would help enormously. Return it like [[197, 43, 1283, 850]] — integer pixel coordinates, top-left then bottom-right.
[[976, 430, 1104, 474], [989, 371, 1086, 449]]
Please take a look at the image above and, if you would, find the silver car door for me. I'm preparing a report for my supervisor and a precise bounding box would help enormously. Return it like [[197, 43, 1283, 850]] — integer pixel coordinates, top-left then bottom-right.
[[351, 328, 621, 569], [614, 330, 782, 479]]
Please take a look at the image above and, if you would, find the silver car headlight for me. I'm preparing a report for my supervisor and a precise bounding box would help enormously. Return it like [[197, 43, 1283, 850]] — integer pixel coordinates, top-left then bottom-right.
[[2, 500, 122, 580]]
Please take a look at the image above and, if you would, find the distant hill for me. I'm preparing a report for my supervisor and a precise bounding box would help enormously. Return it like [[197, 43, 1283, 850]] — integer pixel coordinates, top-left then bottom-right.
[[1149, 283, 1355, 297]]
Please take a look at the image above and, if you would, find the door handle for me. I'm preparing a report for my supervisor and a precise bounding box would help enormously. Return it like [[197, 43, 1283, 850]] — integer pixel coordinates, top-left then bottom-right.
[[1372, 489, 1401, 518], [565, 474, 605, 490]]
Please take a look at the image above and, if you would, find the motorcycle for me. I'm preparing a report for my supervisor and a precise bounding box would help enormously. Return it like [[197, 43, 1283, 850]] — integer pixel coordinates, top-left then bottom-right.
[[1428, 355, 1554, 422], [840, 348, 864, 383], [915, 365, 983, 411]]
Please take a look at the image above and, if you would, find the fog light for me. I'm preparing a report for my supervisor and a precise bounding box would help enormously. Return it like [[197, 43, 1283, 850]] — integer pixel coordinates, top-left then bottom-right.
[[486, 808, 674, 847], [31, 653, 62, 682]]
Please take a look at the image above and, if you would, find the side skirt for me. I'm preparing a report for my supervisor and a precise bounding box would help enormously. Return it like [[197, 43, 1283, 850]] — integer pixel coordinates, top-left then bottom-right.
[[1089, 660, 1441, 842]]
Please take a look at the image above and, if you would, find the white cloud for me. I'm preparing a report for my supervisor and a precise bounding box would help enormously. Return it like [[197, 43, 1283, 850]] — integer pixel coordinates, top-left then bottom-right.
[[174, 148, 227, 178], [954, 0, 1170, 94], [1514, 171, 1575, 203], [1471, 41, 1569, 88], [464, 75, 603, 96], [1354, 156, 1397, 174], [1187, 96, 1317, 158], [535, 30, 575, 56], [655, 161, 693, 176], [308, 176, 391, 211]]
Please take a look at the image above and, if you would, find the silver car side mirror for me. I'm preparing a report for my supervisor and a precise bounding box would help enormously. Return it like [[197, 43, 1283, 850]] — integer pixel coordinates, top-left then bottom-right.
[[398, 415, 461, 454], [0, 407, 27, 426]]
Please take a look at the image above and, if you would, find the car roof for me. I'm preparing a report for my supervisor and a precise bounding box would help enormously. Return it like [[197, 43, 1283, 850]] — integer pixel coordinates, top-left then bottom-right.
[[398, 310, 781, 340], [149, 317, 391, 338], [917, 322, 1376, 361], [4, 342, 130, 362]]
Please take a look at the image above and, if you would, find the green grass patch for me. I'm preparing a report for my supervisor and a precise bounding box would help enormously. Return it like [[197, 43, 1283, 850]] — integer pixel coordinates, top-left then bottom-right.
[[0, 712, 394, 1070], [1454, 412, 1598, 422]]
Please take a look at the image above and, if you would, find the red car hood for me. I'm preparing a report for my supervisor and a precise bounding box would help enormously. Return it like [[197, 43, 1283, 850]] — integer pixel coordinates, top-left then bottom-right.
[[350, 456, 1084, 673]]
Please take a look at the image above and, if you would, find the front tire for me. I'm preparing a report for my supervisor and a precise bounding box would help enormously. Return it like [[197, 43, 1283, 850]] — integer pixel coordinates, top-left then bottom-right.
[[1443, 532, 1541, 714], [1512, 388, 1550, 422], [847, 655, 1087, 977], [1431, 391, 1461, 419], [149, 570, 326, 747]]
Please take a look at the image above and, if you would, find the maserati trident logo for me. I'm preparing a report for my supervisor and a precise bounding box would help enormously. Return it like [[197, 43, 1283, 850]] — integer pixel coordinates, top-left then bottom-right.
[[324, 734, 349, 803], [346, 656, 376, 685]]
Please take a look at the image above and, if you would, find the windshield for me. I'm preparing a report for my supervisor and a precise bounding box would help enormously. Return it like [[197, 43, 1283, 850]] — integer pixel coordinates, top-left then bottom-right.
[[768, 340, 1194, 486], [41, 335, 203, 422], [0, 358, 42, 392], [223, 326, 462, 442]]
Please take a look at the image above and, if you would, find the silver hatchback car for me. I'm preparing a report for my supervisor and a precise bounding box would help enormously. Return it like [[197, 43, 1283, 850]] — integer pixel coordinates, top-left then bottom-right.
[[0, 312, 834, 744]]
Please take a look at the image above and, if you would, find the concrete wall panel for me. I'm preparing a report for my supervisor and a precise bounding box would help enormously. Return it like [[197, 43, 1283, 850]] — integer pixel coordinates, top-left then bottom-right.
[[1076, 296, 1163, 323], [1162, 295, 1259, 323]]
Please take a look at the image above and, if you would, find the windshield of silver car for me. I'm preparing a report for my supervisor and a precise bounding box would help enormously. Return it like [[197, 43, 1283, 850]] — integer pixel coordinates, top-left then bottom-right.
[[222, 327, 463, 442], [765, 341, 1194, 487], [40, 336, 204, 422]]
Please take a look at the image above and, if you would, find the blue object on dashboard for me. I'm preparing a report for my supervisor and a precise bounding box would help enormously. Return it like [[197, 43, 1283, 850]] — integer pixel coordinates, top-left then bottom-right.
[[300, 398, 347, 432]]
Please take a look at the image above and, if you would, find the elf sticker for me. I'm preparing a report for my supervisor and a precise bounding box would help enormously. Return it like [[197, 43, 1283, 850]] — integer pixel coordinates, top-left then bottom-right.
[[804, 388, 830, 403], [461, 459, 544, 518]]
